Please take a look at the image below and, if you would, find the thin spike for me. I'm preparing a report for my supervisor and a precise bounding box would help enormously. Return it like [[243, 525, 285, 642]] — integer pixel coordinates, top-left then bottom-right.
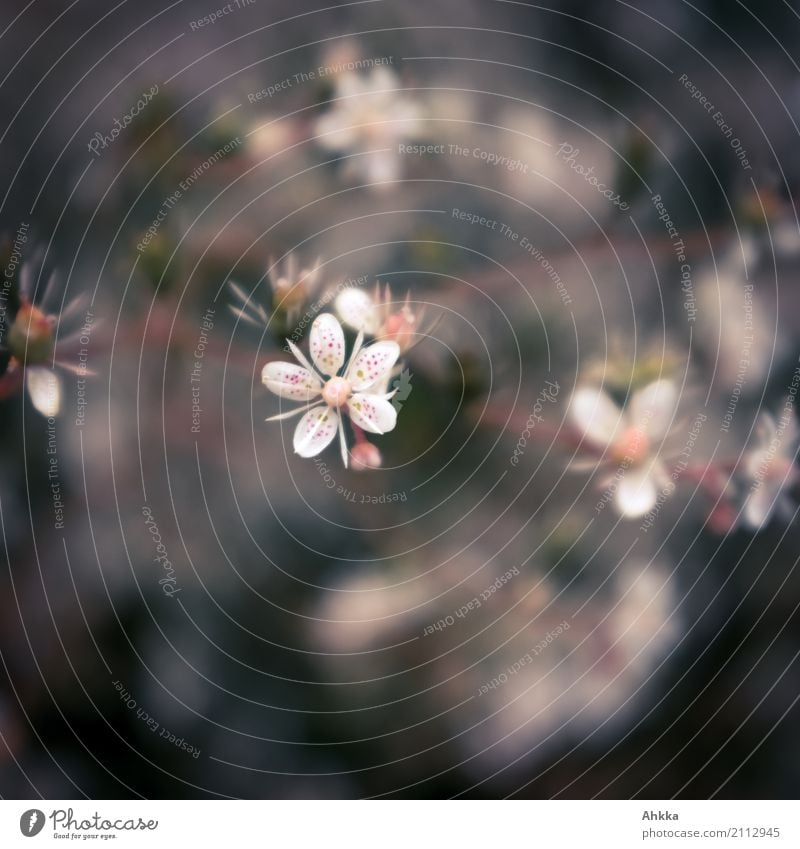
[[338, 417, 348, 468], [286, 339, 317, 375], [266, 403, 314, 422]]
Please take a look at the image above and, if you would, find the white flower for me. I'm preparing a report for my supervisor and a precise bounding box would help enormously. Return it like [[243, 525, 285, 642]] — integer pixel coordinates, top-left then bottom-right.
[[314, 68, 426, 186], [568, 379, 680, 517], [741, 411, 799, 529], [6, 261, 90, 417], [262, 313, 400, 467], [334, 283, 431, 354]]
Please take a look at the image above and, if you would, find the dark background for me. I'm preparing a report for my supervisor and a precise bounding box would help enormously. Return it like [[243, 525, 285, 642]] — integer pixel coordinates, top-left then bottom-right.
[[0, 0, 799, 798]]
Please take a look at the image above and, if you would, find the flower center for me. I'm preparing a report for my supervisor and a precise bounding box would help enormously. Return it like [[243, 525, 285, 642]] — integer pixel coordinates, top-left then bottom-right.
[[322, 376, 352, 408], [612, 425, 650, 464]]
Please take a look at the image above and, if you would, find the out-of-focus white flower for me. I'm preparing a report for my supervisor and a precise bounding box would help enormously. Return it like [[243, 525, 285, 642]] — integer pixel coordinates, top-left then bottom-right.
[[569, 379, 680, 518], [334, 283, 432, 354], [6, 263, 90, 417], [262, 312, 400, 467], [741, 411, 799, 529], [246, 116, 295, 160], [313, 68, 426, 186]]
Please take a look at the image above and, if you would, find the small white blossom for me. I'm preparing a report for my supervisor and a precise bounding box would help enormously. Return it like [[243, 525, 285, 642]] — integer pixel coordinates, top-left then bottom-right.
[[314, 68, 426, 186], [569, 379, 680, 517], [6, 262, 91, 417], [741, 411, 799, 529], [334, 283, 431, 354], [263, 312, 400, 467]]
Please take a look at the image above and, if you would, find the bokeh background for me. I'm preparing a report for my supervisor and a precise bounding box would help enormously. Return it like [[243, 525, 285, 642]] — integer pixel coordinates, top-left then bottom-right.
[[1, 0, 799, 798]]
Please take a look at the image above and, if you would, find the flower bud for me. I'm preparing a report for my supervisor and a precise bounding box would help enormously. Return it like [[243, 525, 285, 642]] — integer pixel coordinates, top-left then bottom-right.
[[350, 441, 382, 470], [271, 275, 308, 315], [380, 309, 416, 352], [8, 303, 54, 365]]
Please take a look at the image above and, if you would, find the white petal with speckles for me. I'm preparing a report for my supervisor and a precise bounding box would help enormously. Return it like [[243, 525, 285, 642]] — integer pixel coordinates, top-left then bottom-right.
[[293, 405, 339, 457], [262, 362, 321, 402], [310, 314, 346, 376], [348, 340, 400, 391], [347, 393, 397, 434]]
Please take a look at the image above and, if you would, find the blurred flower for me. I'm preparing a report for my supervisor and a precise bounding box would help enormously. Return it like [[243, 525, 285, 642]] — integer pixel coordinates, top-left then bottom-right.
[[313, 67, 426, 185], [229, 255, 321, 327], [741, 410, 799, 529], [349, 440, 382, 470], [245, 115, 296, 160], [262, 313, 401, 467], [268, 254, 321, 319], [569, 379, 681, 517], [4, 262, 89, 417], [334, 283, 432, 353]]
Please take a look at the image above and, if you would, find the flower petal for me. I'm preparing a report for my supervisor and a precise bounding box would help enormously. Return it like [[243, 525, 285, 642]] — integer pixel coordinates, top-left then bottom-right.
[[628, 379, 678, 440], [26, 367, 61, 417], [262, 361, 321, 401], [347, 393, 397, 434], [569, 387, 621, 447], [365, 151, 399, 185], [614, 466, 658, 518], [314, 108, 359, 151], [347, 340, 400, 391], [293, 406, 339, 458], [743, 481, 780, 529], [335, 287, 379, 334], [310, 313, 346, 376]]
